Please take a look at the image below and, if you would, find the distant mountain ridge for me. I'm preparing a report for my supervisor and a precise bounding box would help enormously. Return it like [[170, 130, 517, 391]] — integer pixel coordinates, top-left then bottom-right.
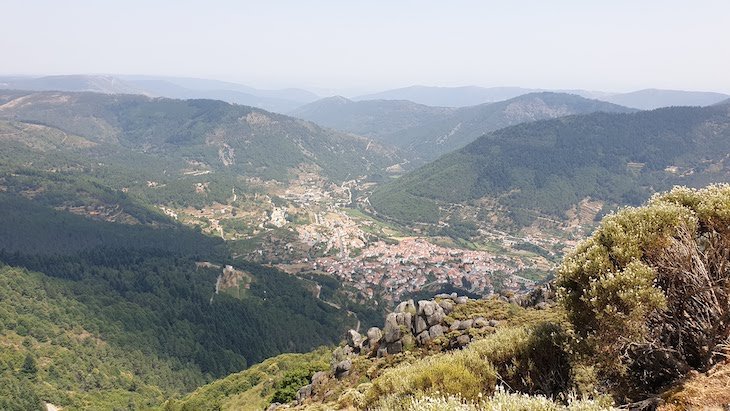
[[289, 96, 455, 140], [600, 88, 730, 110], [0, 74, 321, 113], [294, 92, 634, 162], [353, 85, 730, 110]]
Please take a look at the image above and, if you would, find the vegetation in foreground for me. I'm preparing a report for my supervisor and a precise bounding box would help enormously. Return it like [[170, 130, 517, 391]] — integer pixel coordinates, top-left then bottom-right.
[[179, 184, 730, 410]]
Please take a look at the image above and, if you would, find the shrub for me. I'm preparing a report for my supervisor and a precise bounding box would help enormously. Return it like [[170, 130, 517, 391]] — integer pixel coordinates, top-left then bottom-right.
[[557, 184, 730, 398]]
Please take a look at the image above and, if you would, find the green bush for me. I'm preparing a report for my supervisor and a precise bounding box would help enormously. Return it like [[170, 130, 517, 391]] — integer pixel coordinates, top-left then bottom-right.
[[557, 184, 730, 398]]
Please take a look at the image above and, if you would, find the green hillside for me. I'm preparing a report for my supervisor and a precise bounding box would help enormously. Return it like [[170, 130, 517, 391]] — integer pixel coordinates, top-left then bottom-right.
[[390, 92, 635, 161], [290, 96, 455, 140], [371, 104, 730, 225], [0, 193, 355, 409], [0, 91, 399, 183]]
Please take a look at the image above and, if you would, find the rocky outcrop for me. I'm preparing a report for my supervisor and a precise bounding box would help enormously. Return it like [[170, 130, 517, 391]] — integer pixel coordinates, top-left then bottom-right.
[[340, 293, 499, 359]]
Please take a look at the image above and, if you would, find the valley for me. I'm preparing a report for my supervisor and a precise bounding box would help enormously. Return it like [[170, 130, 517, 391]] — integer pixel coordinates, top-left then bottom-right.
[[0, 86, 727, 410]]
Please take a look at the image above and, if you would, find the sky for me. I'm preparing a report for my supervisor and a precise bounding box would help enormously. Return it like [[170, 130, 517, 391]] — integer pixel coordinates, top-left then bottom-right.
[[2, 0, 729, 94]]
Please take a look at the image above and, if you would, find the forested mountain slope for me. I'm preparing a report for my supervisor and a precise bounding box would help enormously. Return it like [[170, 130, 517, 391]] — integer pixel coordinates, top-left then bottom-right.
[[0, 91, 399, 182], [371, 104, 730, 225], [289, 96, 455, 140]]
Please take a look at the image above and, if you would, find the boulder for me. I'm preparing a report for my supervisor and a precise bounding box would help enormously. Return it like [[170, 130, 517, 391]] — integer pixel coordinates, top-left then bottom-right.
[[296, 384, 312, 404], [395, 299, 416, 314], [429, 324, 444, 339], [376, 346, 388, 358], [403, 312, 414, 334], [415, 315, 429, 334], [366, 327, 382, 347], [387, 340, 403, 355], [438, 299, 455, 314], [383, 313, 401, 343], [473, 317, 488, 328], [426, 305, 445, 326], [417, 300, 436, 317], [458, 319, 473, 330], [456, 334, 471, 347], [347, 329, 363, 350], [334, 360, 352, 379], [455, 296, 469, 304], [310, 371, 328, 394], [488, 319, 500, 327], [416, 330, 431, 345], [450, 292, 458, 299]]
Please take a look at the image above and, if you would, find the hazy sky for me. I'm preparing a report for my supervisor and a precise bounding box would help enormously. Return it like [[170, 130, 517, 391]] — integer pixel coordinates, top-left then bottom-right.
[[2, 0, 729, 93]]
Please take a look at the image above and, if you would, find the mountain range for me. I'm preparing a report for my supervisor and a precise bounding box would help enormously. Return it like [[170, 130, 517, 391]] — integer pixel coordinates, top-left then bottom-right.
[[3, 75, 729, 114], [293, 92, 634, 161], [0, 75, 320, 113], [354, 85, 730, 110]]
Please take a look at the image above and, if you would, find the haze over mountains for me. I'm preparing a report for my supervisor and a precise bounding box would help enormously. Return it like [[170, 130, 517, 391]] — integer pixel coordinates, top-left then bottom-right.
[[2, 74, 729, 115], [294, 92, 634, 161]]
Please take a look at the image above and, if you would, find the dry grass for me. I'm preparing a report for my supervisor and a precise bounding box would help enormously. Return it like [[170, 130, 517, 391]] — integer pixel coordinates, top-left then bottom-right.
[[659, 361, 730, 411]]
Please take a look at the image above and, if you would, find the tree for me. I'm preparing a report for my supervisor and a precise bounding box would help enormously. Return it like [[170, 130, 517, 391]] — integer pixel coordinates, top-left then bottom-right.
[[21, 354, 37, 376], [558, 184, 730, 399]]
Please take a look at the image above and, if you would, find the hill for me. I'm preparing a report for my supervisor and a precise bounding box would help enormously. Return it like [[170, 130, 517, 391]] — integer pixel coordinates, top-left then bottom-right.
[[0, 74, 144, 95], [601, 88, 730, 110], [389, 92, 634, 161], [289, 96, 455, 140], [0, 75, 321, 113], [295, 93, 633, 162], [166, 185, 730, 411], [370, 104, 730, 225], [0, 91, 399, 184]]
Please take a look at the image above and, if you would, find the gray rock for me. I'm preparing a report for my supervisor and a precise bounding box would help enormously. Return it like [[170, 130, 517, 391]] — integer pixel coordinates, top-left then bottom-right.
[[435, 293, 452, 299], [415, 315, 429, 334], [429, 324, 444, 339], [458, 319, 473, 330], [347, 329, 363, 350], [334, 360, 352, 379], [387, 340, 403, 355], [450, 292, 458, 299], [376, 346, 388, 358], [438, 299, 455, 314], [488, 319, 500, 327], [395, 299, 416, 314], [417, 300, 436, 317], [473, 317, 488, 328], [383, 313, 401, 343], [403, 312, 414, 334], [311, 371, 328, 394], [456, 334, 471, 347], [455, 296, 469, 304], [426, 305, 445, 326], [450, 320, 461, 331], [416, 330, 431, 345], [366, 327, 383, 345], [535, 302, 550, 310], [266, 403, 282, 411], [296, 384, 312, 403]]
